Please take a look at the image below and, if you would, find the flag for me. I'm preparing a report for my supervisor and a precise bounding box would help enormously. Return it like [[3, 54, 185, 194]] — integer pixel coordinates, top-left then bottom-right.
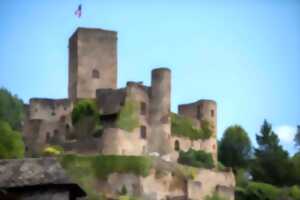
[[75, 4, 82, 18]]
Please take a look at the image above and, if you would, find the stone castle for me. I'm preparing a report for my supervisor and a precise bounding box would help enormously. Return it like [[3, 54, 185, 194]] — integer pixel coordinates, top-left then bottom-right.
[[22, 27, 235, 200]]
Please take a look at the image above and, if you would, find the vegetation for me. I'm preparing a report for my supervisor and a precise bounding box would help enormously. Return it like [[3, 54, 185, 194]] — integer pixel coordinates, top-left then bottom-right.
[[116, 99, 139, 132], [71, 99, 99, 124], [178, 148, 214, 169], [295, 126, 300, 150], [43, 145, 64, 156], [251, 120, 291, 186], [59, 154, 151, 200], [205, 192, 228, 200], [218, 125, 252, 171], [171, 113, 212, 140], [0, 88, 24, 130], [71, 99, 101, 137], [0, 120, 25, 159]]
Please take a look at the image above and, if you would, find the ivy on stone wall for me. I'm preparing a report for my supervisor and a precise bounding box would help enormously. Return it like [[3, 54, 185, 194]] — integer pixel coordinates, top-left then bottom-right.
[[116, 99, 139, 132], [171, 113, 212, 140], [60, 154, 152, 200], [178, 148, 214, 169], [71, 99, 99, 125]]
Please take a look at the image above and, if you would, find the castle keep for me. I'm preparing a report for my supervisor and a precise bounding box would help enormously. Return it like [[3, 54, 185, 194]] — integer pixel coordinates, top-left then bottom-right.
[[23, 27, 234, 200]]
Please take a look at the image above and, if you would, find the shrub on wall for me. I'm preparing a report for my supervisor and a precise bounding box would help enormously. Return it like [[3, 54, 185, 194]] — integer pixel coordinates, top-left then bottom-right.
[[71, 99, 102, 137], [116, 99, 139, 132], [71, 99, 99, 124], [205, 192, 228, 200], [171, 113, 212, 140], [178, 148, 214, 169], [42, 145, 64, 156], [0, 120, 24, 159], [60, 154, 152, 200]]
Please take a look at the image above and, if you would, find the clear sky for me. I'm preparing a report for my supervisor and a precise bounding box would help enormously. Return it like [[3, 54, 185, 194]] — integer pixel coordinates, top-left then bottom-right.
[[0, 0, 299, 154]]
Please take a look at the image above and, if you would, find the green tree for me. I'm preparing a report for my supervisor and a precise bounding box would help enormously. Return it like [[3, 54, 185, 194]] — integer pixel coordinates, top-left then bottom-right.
[[0, 120, 25, 159], [251, 120, 291, 186], [71, 99, 101, 137], [0, 88, 24, 130], [294, 125, 300, 150], [218, 125, 252, 171]]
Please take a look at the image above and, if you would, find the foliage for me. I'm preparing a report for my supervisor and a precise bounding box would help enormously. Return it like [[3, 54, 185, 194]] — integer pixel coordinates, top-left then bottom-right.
[[43, 145, 64, 156], [218, 125, 252, 171], [0, 120, 25, 159], [60, 154, 152, 179], [60, 154, 151, 200], [116, 99, 139, 132], [171, 113, 212, 140], [217, 162, 226, 171], [178, 148, 214, 169], [0, 88, 24, 130], [119, 196, 138, 200], [176, 164, 198, 180], [294, 126, 300, 150], [71, 99, 102, 137], [236, 181, 281, 200], [251, 120, 291, 186], [205, 192, 228, 200], [71, 99, 99, 124], [236, 181, 300, 200]]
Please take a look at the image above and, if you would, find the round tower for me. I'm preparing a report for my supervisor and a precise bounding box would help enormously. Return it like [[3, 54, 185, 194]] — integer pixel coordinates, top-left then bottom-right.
[[149, 68, 172, 155], [197, 100, 217, 136]]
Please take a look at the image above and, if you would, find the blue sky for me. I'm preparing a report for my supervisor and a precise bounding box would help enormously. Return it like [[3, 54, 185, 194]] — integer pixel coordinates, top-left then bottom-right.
[[0, 0, 299, 154]]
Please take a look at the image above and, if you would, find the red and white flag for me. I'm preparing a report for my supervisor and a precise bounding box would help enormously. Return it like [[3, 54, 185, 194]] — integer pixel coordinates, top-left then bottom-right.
[[74, 4, 82, 18]]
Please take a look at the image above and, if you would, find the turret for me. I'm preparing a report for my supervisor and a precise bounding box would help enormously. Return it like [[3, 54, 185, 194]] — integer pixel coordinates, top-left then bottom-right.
[[149, 68, 172, 155]]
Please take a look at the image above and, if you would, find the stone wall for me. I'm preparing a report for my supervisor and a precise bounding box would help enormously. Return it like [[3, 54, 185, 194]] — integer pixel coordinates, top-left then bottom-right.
[[100, 128, 147, 155], [68, 28, 117, 101]]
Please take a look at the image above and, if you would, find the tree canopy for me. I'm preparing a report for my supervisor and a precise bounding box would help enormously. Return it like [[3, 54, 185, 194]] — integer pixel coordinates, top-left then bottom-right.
[[251, 120, 291, 186], [0, 88, 24, 130], [218, 125, 252, 171], [0, 120, 25, 159]]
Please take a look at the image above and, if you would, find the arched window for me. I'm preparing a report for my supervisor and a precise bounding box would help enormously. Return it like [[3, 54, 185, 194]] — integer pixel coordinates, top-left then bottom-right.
[[92, 69, 100, 79], [175, 140, 180, 151]]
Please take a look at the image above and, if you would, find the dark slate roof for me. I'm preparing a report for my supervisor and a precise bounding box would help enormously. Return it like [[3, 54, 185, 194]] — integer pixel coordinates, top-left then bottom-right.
[[0, 158, 85, 197]]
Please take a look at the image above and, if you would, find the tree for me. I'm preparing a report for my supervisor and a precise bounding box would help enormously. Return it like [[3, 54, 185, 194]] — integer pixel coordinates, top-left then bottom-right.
[[0, 88, 24, 130], [294, 126, 300, 150], [71, 99, 101, 138], [218, 125, 252, 171], [0, 120, 25, 159], [251, 120, 291, 186]]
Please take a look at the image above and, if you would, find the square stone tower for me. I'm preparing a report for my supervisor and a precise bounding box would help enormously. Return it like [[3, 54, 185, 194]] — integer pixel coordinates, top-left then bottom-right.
[[68, 27, 117, 101]]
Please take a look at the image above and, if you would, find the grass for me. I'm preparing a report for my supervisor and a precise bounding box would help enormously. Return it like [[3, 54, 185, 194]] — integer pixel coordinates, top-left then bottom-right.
[[171, 113, 212, 140]]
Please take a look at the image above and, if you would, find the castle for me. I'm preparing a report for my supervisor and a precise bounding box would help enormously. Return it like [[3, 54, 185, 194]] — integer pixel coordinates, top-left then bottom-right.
[[22, 27, 234, 200], [23, 27, 218, 162]]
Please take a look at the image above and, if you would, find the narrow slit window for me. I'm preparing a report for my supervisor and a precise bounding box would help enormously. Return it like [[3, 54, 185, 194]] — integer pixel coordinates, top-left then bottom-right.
[[140, 126, 147, 139]]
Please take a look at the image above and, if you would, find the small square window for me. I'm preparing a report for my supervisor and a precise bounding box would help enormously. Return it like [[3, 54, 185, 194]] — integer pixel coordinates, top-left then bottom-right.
[[92, 69, 100, 79]]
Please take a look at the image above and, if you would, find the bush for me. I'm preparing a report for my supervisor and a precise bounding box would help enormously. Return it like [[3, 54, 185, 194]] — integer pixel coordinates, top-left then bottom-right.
[[71, 99, 99, 124], [43, 145, 64, 156], [171, 113, 212, 140], [60, 154, 152, 179], [0, 120, 24, 159], [205, 192, 228, 200], [178, 149, 214, 169], [116, 99, 139, 132]]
